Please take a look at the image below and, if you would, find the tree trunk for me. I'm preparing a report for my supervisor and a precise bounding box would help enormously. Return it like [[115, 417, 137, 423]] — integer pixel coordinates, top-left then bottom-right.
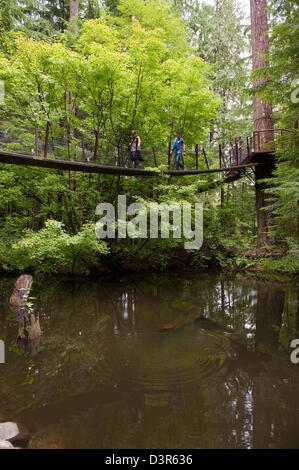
[[255, 158, 276, 247], [152, 147, 158, 167], [68, 0, 79, 159], [220, 188, 224, 206], [9, 275, 42, 341], [70, 0, 79, 35], [251, 0, 277, 248], [250, 0, 274, 149], [9, 275, 33, 310]]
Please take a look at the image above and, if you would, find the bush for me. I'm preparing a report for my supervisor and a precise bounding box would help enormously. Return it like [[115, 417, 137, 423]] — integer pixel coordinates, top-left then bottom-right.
[[0, 220, 109, 274]]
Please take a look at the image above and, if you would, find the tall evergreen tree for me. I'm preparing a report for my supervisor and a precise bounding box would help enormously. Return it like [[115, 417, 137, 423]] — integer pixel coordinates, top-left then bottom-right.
[[257, 0, 299, 246], [185, 0, 252, 143], [0, 0, 102, 37]]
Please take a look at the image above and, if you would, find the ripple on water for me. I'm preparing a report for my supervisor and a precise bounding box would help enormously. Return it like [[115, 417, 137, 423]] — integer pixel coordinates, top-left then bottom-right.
[[96, 329, 236, 391]]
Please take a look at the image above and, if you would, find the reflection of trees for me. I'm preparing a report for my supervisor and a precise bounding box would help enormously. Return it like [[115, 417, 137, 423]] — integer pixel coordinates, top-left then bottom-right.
[[27, 387, 221, 449], [0, 273, 298, 448], [211, 280, 299, 449], [255, 281, 284, 351], [251, 281, 299, 448]]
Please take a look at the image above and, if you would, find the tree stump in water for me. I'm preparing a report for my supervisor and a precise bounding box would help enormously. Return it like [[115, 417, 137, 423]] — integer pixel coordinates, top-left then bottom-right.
[[9, 275, 42, 341], [9, 274, 33, 310], [17, 312, 42, 341]]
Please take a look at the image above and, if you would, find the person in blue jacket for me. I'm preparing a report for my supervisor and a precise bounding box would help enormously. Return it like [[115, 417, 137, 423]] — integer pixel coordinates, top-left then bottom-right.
[[171, 132, 186, 170]]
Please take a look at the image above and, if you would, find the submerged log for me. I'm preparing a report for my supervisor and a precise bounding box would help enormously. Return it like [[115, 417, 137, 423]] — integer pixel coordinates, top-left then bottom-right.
[[193, 315, 227, 331], [160, 313, 197, 331], [9, 275, 42, 341], [160, 314, 227, 332]]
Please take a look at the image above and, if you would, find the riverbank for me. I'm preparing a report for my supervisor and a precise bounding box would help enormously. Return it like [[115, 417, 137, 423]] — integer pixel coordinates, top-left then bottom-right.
[[0, 249, 298, 284], [0, 219, 298, 279]]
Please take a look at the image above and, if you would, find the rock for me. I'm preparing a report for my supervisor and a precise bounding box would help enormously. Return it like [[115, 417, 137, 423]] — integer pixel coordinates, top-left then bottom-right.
[[0, 422, 19, 441], [0, 440, 14, 449], [0, 422, 29, 446]]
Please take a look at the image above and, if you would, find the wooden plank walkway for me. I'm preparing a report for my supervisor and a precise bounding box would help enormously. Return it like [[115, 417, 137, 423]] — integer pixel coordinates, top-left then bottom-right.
[[0, 151, 262, 177]]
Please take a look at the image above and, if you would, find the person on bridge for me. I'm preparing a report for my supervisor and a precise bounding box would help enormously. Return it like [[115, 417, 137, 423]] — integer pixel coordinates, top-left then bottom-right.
[[171, 132, 186, 170], [129, 130, 144, 166]]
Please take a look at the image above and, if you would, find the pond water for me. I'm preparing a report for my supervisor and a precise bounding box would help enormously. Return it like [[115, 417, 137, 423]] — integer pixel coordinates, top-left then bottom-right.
[[0, 271, 298, 449]]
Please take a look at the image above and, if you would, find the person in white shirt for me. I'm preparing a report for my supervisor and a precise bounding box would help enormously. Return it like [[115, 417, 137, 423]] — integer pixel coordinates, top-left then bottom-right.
[[129, 130, 144, 166]]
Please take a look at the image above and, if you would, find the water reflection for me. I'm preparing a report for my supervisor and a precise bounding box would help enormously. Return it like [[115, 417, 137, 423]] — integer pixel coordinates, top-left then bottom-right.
[[0, 272, 298, 449], [255, 281, 284, 350]]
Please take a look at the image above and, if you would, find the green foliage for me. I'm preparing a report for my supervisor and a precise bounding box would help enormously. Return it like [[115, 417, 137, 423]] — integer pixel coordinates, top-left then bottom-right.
[[0, 220, 109, 274], [261, 0, 298, 127], [0, 0, 219, 164], [0, 0, 297, 275], [260, 251, 299, 274]]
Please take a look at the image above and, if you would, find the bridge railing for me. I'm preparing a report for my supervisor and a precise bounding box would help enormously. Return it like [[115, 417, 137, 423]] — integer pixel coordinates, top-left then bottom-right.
[[0, 120, 295, 173], [253, 128, 295, 153]]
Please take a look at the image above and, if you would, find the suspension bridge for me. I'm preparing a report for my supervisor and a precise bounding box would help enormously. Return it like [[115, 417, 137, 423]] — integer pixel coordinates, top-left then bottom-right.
[[0, 128, 291, 186]]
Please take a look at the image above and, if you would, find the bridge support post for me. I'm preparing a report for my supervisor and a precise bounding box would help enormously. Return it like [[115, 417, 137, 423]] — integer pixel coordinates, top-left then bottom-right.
[[202, 148, 209, 169], [43, 121, 50, 159], [94, 130, 99, 163]]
